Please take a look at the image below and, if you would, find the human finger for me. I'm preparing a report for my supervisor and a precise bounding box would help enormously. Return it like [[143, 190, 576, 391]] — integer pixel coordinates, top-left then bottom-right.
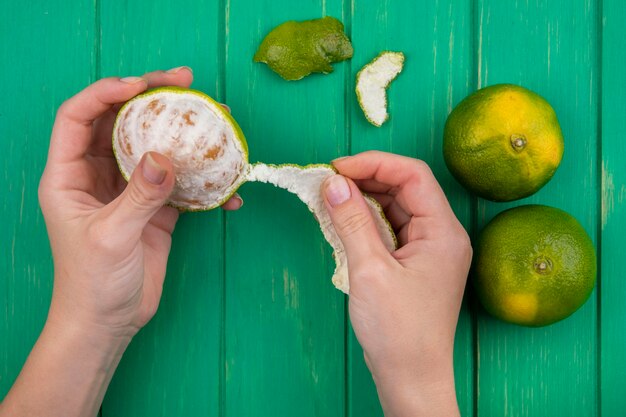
[[365, 192, 411, 233], [142, 66, 194, 89], [322, 175, 391, 271], [101, 152, 176, 242], [221, 194, 243, 211], [333, 151, 455, 219], [49, 77, 148, 164], [394, 216, 433, 247], [148, 205, 180, 235], [90, 67, 195, 157], [351, 178, 395, 194]]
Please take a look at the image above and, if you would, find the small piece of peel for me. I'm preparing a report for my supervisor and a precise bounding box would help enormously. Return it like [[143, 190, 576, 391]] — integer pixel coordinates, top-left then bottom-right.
[[254, 16, 353, 81], [356, 51, 405, 127]]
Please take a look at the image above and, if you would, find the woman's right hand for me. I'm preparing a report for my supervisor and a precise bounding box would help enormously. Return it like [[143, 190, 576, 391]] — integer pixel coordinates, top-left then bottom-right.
[[322, 151, 472, 417]]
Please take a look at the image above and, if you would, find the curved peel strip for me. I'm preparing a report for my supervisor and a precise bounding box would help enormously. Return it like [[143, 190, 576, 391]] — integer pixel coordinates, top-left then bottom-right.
[[246, 163, 397, 293], [356, 51, 405, 127]]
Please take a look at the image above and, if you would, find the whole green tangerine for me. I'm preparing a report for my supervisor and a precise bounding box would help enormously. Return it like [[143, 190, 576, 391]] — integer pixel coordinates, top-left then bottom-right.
[[473, 205, 596, 326]]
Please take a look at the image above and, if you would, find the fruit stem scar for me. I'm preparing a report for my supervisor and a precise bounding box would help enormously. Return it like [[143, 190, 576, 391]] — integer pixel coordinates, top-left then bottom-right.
[[534, 257, 553, 274], [511, 134, 527, 151]]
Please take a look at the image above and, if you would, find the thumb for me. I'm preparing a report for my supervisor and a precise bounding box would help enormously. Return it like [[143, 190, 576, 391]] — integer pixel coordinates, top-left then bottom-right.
[[107, 152, 176, 236], [322, 174, 388, 267]]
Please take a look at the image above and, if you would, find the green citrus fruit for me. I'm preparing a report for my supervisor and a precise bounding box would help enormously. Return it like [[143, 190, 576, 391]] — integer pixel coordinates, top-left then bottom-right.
[[254, 16, 353, 81], [474, 205, 596, 327], [112, 86, 248, 211], [443, 84, 564, 201]]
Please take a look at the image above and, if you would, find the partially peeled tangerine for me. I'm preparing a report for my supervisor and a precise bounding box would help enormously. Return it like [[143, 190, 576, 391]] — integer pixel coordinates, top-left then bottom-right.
[[113, 87, 397, 293]]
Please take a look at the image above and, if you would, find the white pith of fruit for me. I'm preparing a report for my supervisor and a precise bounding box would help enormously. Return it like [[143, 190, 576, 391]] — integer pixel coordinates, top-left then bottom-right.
[[356, 51, 405, 127], [113, 89, 248, 211], [247, 163, 396, 293]]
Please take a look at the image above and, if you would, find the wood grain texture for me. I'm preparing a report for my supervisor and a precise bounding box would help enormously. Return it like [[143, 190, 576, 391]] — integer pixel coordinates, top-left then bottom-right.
[[600, 0, 626, 414], [475, 1, 599, 416], [2, 0, 626, 416], [348, 1, 474, 416], [223, 1, 346, 416], [98, 1, 224, 415], [0, 0, 95, 399]]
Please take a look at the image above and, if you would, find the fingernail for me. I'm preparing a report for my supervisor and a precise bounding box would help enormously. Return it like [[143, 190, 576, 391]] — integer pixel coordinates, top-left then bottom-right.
[[120, 76, 146, 84], [221, 103, 231, 113], [332, 156, 349, 163], [143, 153, 166, 185], [325, 175, 351, 207], [166, 66, 193, 74], [233, 194, 243, 208]]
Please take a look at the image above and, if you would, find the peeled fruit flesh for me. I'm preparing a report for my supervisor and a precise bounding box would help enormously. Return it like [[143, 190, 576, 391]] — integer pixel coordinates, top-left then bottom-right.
[[113, 87, 396, 293], [113, 87, 248, 211]]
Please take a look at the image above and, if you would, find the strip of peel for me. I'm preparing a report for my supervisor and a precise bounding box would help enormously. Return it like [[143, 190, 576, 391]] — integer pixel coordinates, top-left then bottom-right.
[[246, 162, 396, 293]]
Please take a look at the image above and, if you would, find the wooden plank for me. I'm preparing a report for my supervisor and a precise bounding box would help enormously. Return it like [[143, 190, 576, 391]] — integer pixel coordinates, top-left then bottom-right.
[[99, 1, 224, 415], [474, 1, 599, 415], [223, 0, 347, 415], [0, 0, 95, 399], [348, 1, 475, 416], [600, 0, 626, 414]]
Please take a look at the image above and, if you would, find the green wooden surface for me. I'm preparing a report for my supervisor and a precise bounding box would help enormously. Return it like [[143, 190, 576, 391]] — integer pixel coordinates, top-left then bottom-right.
[[224, 1, 345, 416], [98, 1, 225, 415], [475, 1, 599, 416], [0, 0, 96, 404], [1, 1, 625, 416], [601, 0, 626, 415]]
